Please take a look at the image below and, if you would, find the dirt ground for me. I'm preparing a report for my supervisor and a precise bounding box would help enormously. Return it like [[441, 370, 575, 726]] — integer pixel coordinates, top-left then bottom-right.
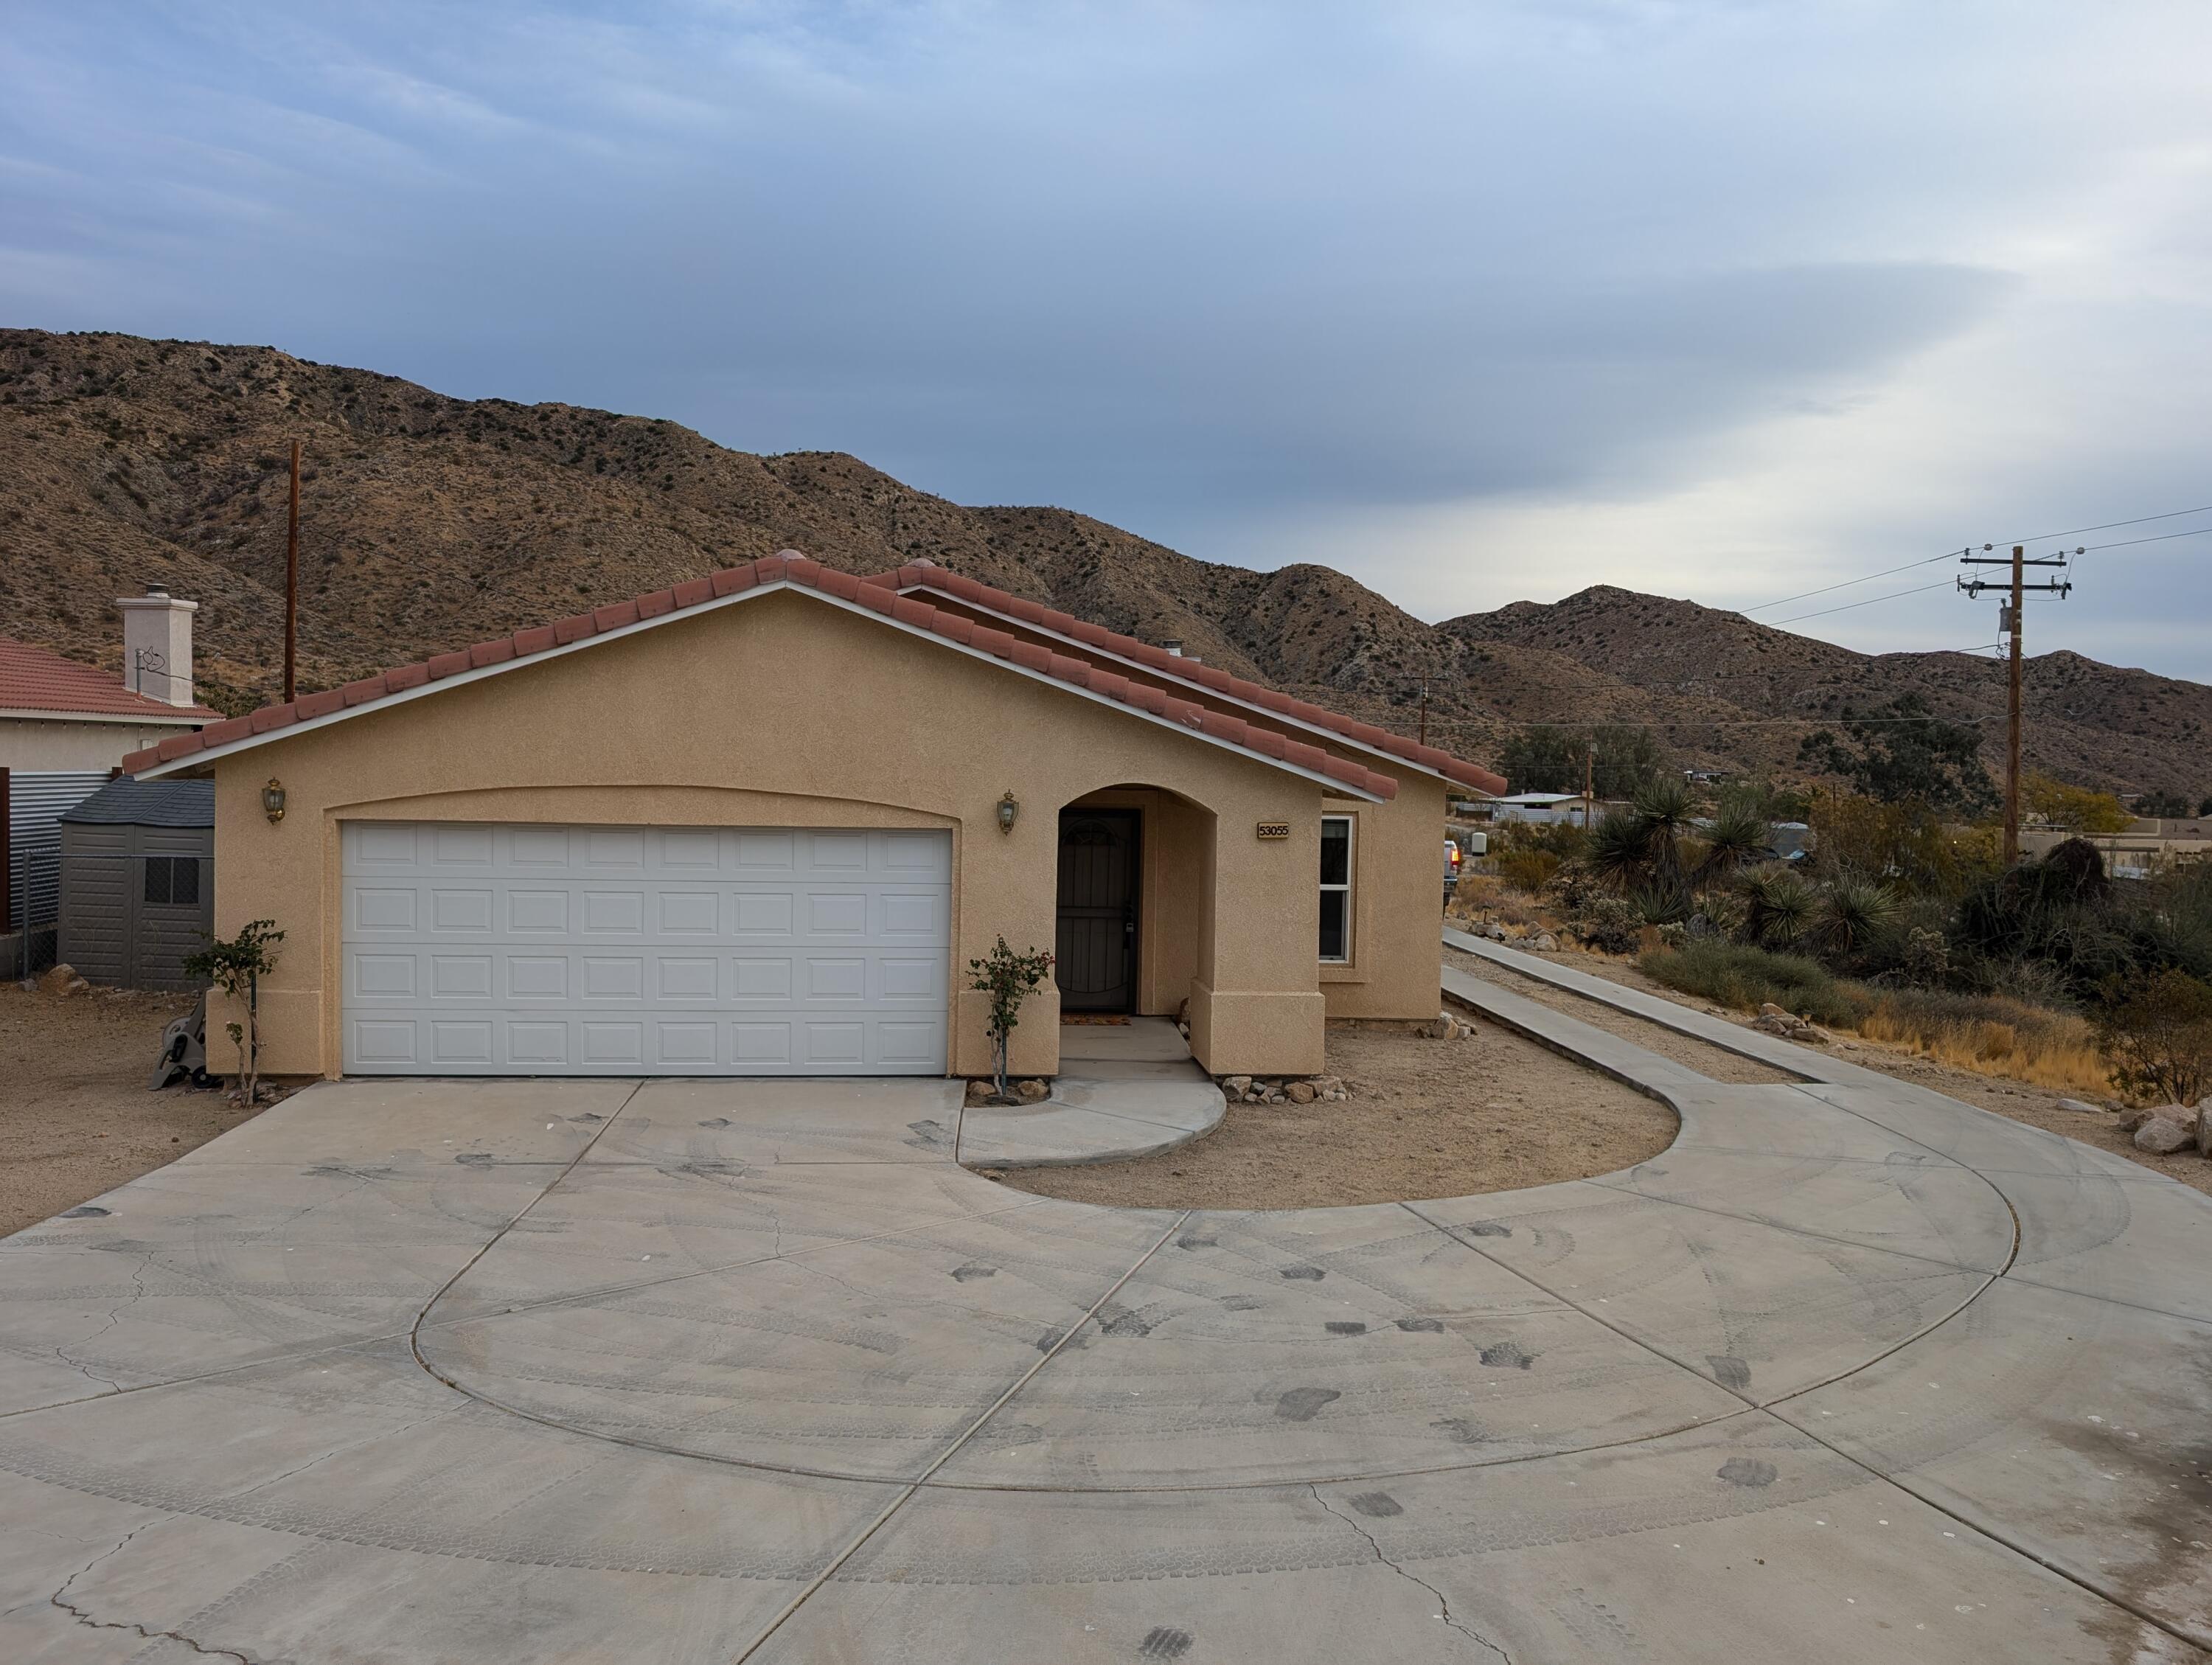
[[997, 1016, 1677, 1211], [1481, 940, 2212, 1200], [1444, 947, 1800, 1086], [0, 983, 274, 1237]]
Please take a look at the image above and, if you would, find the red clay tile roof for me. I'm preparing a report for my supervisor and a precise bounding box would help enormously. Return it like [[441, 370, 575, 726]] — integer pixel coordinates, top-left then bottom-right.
[[0, 637, 220, 723], [866, 564, 1509, 796], [123, 554, 1407, 799]]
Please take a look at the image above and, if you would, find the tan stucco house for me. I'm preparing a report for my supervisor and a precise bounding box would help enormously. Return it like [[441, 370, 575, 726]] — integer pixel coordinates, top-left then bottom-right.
[[130, 554, 1505, 1082]]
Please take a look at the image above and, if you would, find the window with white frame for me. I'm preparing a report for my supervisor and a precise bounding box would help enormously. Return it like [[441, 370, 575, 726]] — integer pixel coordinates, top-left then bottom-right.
[[1319, 815, 1353, 962]]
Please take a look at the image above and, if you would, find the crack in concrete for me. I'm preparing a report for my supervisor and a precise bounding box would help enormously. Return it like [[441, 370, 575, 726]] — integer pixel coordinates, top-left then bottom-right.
[[49, 1523, 257, 1663], [1309, 1484, 1512, 1661], [52, 1249, 153, 1391]]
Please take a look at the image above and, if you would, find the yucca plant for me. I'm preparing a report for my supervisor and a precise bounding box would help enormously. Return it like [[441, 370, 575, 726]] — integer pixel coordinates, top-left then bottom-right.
[[1739, 868, 1818, 950], [1697, 803, 1770, 889], [1813, 875, 1901, 959]]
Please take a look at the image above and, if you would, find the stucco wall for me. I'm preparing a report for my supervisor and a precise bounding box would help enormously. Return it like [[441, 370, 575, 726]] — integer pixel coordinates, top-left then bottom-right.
[[1321, 771, 1451, 1023], [912, 593, 1454, 1023], [204, 588, 1329, 1080]]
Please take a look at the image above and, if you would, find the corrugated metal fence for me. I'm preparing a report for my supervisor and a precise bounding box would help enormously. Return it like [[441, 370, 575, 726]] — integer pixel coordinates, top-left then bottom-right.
[[4, 770, 110, 977]]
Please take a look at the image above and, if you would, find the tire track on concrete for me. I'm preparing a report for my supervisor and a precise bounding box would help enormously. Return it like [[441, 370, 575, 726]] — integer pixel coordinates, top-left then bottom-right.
[[726, 1209, 1192, 1664]]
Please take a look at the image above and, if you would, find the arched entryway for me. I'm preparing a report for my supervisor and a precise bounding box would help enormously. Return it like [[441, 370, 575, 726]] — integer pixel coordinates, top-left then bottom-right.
[[1054, 785, 1215, 1021]]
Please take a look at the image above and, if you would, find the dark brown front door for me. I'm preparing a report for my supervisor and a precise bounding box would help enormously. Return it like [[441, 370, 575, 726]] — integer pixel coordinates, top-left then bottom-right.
[[1055, 810, 1138, 1012]]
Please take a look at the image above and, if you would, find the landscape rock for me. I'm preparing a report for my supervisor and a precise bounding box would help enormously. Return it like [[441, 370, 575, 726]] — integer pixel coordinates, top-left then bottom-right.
[[2133, 1116, 2194, 1155], [2056, 1099, 2106, 1116], [1221, 1075, 1251, 1098], [1752, 1013, 1796, 1036], [37, 963, 89, 998], [1286, 1081, 1316, 1105], [1485, 923, 1507, 941], [1531, 933, 1558, 951], [964, 1080, 992, 1105], [1759, 1002, 1792, 1020], [2198, 1101, 2212, 1158], [2118, 1106, 2181, 1134], [1015, 1078, 1051, 1104]]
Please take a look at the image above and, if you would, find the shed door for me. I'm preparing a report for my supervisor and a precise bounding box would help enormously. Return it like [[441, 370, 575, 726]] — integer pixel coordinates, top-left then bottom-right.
[[341, 823, 951, 1075]]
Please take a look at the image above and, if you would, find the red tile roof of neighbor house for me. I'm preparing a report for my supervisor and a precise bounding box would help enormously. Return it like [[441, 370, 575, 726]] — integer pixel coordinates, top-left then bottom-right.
[[125, 553, 1506, 798], [867, 563, 1509, 796], [0, 636, 221, 722]]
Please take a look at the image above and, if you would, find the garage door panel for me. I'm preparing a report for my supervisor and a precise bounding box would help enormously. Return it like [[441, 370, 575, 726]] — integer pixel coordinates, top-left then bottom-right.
[[341, 824, 950, 1076]]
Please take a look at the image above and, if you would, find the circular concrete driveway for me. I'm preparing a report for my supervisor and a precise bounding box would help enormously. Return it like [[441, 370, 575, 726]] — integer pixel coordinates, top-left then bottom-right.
[[0, 956, 2207, 1663]]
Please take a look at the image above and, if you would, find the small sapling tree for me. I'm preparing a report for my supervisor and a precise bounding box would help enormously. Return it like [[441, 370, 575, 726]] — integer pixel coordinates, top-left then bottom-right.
[[184, 919, 285, 1106], [967, 935, 1054, 1102]]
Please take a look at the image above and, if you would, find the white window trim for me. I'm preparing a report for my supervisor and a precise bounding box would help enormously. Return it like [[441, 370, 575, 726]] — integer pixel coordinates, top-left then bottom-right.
[[1320, 813, 1354, 963]]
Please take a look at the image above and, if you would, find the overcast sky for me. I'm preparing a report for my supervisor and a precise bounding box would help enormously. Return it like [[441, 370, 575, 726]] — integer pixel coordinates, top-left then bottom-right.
[[5, 3, 2210, 676]]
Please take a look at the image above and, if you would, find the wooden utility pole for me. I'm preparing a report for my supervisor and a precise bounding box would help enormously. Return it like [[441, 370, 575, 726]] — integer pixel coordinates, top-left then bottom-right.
[[283, 439, 300, 703], [1959, 540, 2076, 865], [1584, 744, 1596, 829], [1417, 678, 1429, 748], [2005, 544, 2024, 865]]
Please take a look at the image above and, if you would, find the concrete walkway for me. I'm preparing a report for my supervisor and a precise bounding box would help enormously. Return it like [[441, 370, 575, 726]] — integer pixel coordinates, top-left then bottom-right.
[[956, 1017, 1226, 1167], [0, 956, 2206, 1662]]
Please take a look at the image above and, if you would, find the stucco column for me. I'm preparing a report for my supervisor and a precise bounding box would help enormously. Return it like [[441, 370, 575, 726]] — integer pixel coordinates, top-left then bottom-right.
[[1186, 794, 1326, 1076]]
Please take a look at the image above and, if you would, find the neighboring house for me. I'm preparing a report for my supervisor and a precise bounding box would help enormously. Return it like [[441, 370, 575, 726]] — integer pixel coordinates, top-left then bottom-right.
[[2021, 818, 2212, 879], [130, 553, 1507, 1083], [1, 590, 218, 973], [1469, 792, 1620, 828], [0, 589, 218, 771]]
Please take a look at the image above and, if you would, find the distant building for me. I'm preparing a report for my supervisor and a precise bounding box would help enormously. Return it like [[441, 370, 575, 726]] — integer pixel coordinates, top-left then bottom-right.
[[1, 589, 218, 772], [2020, 818, 2212, 879], [1465, 791, 1619, 828]]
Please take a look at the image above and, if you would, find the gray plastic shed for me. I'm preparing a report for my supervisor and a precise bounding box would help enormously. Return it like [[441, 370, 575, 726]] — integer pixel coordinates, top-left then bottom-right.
[[58, 777, 215, 992]]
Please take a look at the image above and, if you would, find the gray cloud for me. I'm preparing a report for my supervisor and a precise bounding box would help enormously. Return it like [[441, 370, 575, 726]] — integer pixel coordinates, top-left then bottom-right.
[[2, 1, 2208, 672]]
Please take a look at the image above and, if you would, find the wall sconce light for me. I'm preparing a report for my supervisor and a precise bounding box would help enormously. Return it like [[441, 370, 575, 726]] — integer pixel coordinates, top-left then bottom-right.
[[995, 790, 1020, 835], [262, 778, 287, 824]]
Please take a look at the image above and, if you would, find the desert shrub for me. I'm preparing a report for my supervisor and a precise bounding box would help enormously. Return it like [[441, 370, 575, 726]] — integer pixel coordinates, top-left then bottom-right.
[[1856, 987, 2105, 1093], [1496, 847, 1563, 893], [1738, 867, 1818, 950], [1490, 821, 1586, 894], [1809, 874, 1900, 964], [2094, 968, 2212, 1106], [1638, 940, 1871, 1029], [1569, 892, 1641, 955]]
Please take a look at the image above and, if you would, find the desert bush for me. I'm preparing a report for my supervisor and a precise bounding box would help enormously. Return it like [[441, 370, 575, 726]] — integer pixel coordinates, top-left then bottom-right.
[[1569, 892, 1641, 955], [1855, 987, 2105, 1093], [1496, 847, 1563, 893], [1638, 940, 1870, 1028], [1738, 867, 1818, 950], [2094, 968, 2212, 1106]]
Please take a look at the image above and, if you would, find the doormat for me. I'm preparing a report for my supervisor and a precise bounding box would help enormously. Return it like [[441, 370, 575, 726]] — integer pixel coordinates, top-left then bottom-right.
[[1062, 1014, 1133, 1026]]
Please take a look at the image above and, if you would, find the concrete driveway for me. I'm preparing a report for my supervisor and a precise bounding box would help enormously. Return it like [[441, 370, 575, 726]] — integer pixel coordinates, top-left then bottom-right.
[[1, 959, 2208, 1663]]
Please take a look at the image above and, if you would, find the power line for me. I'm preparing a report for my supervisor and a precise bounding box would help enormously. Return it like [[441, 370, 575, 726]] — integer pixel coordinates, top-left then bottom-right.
[[1740, 501, 2210, 618], [2005, 504, 2212, 544], [1742, 549, 1961, 614], [2074, 523, 2212, 556], [1767, 579, 1955, 626]]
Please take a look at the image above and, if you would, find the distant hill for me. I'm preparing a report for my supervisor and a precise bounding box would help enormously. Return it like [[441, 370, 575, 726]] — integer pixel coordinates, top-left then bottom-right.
[[3, 327, 2207, 796]]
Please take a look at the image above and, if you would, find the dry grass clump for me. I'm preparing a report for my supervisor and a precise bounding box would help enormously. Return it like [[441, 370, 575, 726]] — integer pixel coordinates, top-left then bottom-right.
[[1852, 992, 2108, 1094], [1639, 939, 2112, 1095]]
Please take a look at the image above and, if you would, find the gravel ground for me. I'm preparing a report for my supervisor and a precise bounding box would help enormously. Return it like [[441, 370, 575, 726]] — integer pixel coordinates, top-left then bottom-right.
[[1495, 942, 2212, 1199], [995, 1016, 1677, 1211], [0, 982, 273, 1237]]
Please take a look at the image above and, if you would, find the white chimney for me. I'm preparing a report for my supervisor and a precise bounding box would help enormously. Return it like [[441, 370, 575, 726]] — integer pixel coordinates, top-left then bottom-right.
[[117, 588, 197, 707]]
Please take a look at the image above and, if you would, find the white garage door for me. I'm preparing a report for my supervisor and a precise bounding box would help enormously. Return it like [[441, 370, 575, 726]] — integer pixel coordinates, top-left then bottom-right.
[[341, 822, 951, 1076]]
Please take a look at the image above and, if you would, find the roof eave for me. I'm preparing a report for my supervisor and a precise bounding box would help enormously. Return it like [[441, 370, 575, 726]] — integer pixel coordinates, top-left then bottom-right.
[[893, 579, 1492, 792], [134, 582, 1393, 803], [0, 704, 212, 726]]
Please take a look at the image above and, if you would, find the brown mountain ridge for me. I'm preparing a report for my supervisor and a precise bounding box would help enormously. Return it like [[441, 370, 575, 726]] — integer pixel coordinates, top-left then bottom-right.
[[2, 327, 2206, 796]]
